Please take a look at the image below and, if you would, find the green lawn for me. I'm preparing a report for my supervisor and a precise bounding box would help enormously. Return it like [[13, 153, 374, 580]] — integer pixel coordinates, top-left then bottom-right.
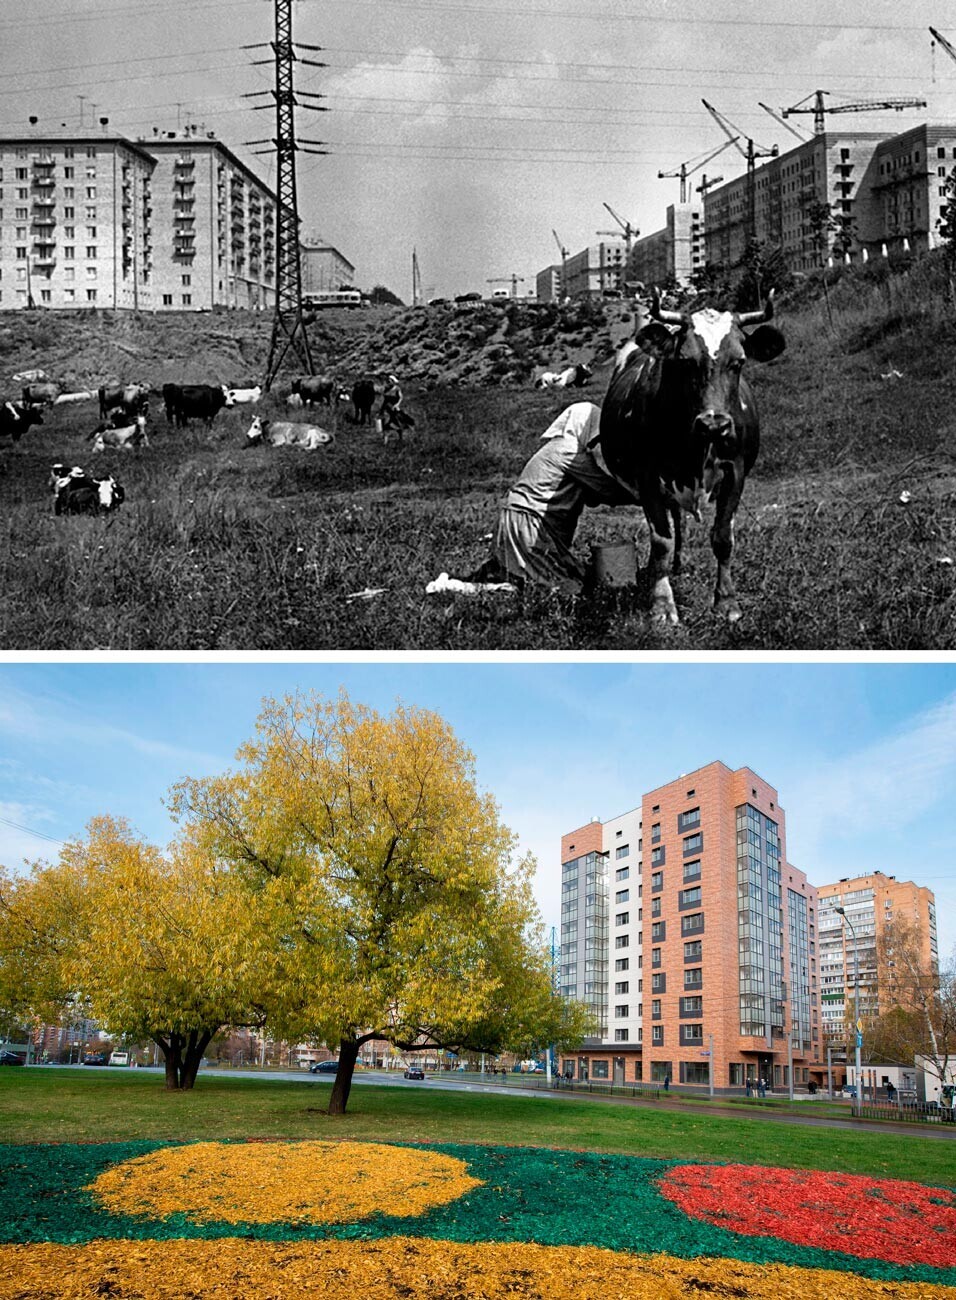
[[2, 1069, 954, 1186]]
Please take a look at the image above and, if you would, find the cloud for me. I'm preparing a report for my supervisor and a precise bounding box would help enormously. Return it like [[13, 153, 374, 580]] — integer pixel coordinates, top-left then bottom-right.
[[789, 691, 956, 849]]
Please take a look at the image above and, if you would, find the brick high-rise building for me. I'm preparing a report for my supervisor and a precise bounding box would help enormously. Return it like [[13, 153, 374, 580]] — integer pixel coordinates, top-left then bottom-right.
[[816, 872, 938, 1045], [559, 762, 821, 1093]]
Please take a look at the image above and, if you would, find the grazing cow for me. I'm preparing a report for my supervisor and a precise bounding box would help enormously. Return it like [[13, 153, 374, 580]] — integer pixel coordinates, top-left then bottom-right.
[[0, 401, 43, 441], [351, 378, 376, 425], [89, 414, 149, 452], [162, 382, 233, 428], [224, 384, 262, 405], [50, 463, 124, 515], [245, 415, 334, 450], [291, 375, 336, 406], [98, 382, 150, 421], [595, 290, 785, 624], [534, 363, 592, 389], [285, 392, 304, 409], [21, 381, 60, 406]]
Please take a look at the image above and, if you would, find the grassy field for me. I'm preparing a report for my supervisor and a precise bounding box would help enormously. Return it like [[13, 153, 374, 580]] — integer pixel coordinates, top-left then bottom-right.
[[2, 1069, 954, 1185], [1, 260, 955, 648]]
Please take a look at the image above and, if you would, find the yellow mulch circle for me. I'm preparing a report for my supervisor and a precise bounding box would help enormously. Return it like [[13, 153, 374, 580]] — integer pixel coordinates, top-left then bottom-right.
[[1, 1239, 954, 1299], [86, 1141, 482, 1224]]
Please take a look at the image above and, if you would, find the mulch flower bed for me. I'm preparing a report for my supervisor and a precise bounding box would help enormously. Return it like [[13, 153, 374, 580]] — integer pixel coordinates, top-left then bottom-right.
[[0, 1140, 954, 1298]]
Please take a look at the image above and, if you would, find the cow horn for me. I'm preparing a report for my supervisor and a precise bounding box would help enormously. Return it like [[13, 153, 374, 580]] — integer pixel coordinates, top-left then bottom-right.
[[650, 286, 684, 325], [737, 289, 775, 326]]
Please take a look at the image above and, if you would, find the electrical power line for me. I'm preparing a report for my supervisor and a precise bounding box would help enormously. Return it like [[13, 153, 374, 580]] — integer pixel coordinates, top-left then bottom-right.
[[0, 815, 65, 847]]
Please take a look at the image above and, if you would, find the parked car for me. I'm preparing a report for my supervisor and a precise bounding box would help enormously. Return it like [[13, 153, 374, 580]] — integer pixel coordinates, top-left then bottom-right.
[[0, 1051, 24, 1066], [83, 1052, 108, 1066], [309, 1060, 339, 1074], [403, 1067, 426, 1080]]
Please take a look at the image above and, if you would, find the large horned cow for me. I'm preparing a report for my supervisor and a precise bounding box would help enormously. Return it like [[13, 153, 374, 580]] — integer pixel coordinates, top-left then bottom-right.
[[595, 290, 785, 624]]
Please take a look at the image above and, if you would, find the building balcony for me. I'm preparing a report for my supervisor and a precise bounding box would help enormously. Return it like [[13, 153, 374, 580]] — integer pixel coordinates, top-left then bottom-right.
[[31, 175, 56, 189], [33, 253, 56, 267], [32, 154, 55, 169], [31, 214, 56, 227]]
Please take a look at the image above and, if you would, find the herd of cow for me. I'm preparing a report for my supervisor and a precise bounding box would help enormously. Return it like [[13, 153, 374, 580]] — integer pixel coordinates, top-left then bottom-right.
[[3, 290, 788, 624]]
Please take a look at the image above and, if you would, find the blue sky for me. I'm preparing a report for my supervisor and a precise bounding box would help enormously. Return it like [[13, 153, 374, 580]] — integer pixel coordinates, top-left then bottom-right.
[[1, 661, 954, 961]]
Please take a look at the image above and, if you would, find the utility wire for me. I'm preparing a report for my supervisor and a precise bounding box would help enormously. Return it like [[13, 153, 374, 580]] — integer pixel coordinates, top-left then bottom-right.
[[0, 815, 65, 847]]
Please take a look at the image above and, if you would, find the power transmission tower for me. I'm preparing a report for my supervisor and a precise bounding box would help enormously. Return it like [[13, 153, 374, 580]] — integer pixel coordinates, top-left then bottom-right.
[[243, 1, 329, 390]]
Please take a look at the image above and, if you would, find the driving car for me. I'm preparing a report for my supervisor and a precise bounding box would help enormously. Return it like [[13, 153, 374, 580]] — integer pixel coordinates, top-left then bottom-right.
[[0, 1051, 24, 1066], [309, 1060, 339, 1074], [403, 1066, 426, 1080], [83, 1052, 108, 1066]]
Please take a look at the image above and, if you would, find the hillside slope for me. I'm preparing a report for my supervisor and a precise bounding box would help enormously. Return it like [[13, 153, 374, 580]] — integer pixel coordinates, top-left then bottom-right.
[[0, 297, 636, 394]]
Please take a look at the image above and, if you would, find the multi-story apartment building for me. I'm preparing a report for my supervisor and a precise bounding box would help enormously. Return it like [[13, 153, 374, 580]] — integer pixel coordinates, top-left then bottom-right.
[[701, 122, 956, 274], [816, 872, 938, 1046], [300, 240, 355, 295], [629, 202, 705, 288], [0, 125, 277, 312], [535, 264, 563, 303], [559, 762, 821, 1093], [563, 239, 627, 298]]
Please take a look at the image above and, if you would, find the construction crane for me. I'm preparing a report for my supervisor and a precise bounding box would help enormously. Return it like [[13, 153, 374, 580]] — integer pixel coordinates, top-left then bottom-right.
[[696, 173, 724, 198], [781, 89, 927, 135], [658, 137, 740, 203], [487, 274, 525, 298], [758, 101, 811, 142], [552, 229, 568, 296], [596, 202, 639, 254], [702, 99, 778, 241], [930, 26, 956, 73]]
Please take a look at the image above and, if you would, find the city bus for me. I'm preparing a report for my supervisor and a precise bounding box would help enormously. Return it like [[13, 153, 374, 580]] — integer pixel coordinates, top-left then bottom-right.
[[303, 289, 363, 309]]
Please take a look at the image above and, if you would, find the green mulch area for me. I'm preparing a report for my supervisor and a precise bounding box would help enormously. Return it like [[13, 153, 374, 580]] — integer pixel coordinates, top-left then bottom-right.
[[0, 1139, 953, 1290], [2, 1070, 955, 1186]]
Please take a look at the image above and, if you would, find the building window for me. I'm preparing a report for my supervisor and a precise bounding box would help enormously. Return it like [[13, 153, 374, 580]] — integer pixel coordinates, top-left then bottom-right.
[[651, 896, 661, 917], [651, 972, 665, 992], [86, 289, 97, 301], [614, 1029, 629, 1042], [680, 1023, 704, 1044], [677, 807, 700, 831], [85, 247, 96, 259], [592, 1060, 608, 1079], [679, 886, 702, 909], [651, 846, 665, 866], [182, 273, 192, 285], [615, 844, 629, 859], [64, 247, 74, 260], [684, 967, 702, 988], [64, 206, 74, 219], [651, 822, 661, 842], [651, 871, 663, 891], [40, 289, 51, 303], [615, 1004, 628, 1017], [63, 288, 75, 302], [651, 998, 661, 1018], [615, 867, 629, 882], [182, 294, 192, 305], [683, 859, 701, 882], [681, 912, 704, 934], [651, 947, 662, 967], [651, 920, 665, 941], [162, 293, 173, 305], [616, 911, 629, 926], [683, 833, 703, 855], [615, 981, 629, 995], [680, 996, 703, 1015], [615, 889, 629, 904], [614, 934, 629, 949], [85, 187, 96, 199], [681, 1061, 710, 1084], [614, 958, 629, 972], [651, 1025, 664, 1045]]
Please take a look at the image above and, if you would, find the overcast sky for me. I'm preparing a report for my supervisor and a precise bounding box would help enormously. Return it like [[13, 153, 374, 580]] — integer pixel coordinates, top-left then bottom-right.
[[1, 661, 954, 962], [4, 0, 956, 298]]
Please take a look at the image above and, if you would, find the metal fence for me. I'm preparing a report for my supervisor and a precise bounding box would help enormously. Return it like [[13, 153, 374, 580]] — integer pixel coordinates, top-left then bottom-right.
[[856, 1100, 956, 1126]]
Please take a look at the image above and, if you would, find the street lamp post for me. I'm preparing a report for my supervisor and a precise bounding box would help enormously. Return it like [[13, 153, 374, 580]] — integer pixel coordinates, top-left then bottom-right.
[[835, 906, 862, 1113]]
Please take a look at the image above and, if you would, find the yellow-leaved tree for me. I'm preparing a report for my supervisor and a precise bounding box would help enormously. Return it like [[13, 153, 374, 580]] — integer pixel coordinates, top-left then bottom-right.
[[0, 816, 280, 1089], [169, 690, 590, 1114]]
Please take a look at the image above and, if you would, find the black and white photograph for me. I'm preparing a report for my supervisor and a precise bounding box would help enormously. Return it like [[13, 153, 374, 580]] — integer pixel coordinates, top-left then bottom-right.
[[1, 0, 955, 648]]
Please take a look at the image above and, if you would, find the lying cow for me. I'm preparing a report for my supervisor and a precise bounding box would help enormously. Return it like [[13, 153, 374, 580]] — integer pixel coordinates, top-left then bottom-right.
[[225, 384, 262, 405], [596, 289, 785, 624], [245, 415, 334, 450], [54, 389, 97, 405], [162, 382, 233, 428], [534, 363, 592, 389], [99, 382, 150, 421], [0, 401, 43, 441], [89, 414, 149, 452], [50, 463, 125, 515]]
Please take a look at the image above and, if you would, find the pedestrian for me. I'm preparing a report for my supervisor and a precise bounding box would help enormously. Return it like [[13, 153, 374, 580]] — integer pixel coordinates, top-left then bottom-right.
[[462, 401, 638, 593], [745, 1079, 752, 1098], [757, 1077, 766, 1098], [379, 374, 413, 444], [663, 1073, 670, 1093]]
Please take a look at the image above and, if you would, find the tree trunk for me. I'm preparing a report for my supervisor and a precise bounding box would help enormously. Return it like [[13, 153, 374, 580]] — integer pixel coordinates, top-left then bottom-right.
[[155, 1029, 214, 1090], [327, 1036, 360, 1115], [162, 1032, 183, 1090], [180, 1029, 213, 1090]]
